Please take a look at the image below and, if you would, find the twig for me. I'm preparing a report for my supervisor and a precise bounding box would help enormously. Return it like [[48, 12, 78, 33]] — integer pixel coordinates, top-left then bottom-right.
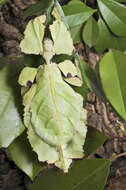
[[111, 136, 126, 141], [110, 152, 126, 162]]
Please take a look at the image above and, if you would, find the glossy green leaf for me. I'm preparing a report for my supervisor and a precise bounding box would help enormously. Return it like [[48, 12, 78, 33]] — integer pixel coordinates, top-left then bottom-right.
[[55, 0, 69, 29], [20, 15, 46, 55], [23, 63, 87, 172], [84, 126, 108, 157], [97, 0, 126, 37], [95, 18, 126, 53], [83, 61, 106, 102], [9, 132, 44, 180], [62, 2, 96, 28], [99, 49, 126, 121], [95, 18, 114, 53], [59, 0, 81, 43], [70, 25, 82, 44], [83, 16, 99, 48], [29, 159, 110, 190], [23, 0, 54, 18], [62, 2, 95, 43], [0, 63, 25, 148], [50, 19, 74, 55]]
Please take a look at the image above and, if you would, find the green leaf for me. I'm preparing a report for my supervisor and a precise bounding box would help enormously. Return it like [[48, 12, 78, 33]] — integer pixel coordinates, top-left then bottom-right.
[[9, 132, 44, 180], [20, 15, 46, 55], [49, 19, 74, 55], [84, 126, 108, 157], [55, 1, 69, 29], [95, 18, 126, 53], [97, 0, 126, 37], [83, 16, 99, 48], [0, 62, 25, 148], [68, 0, 81, 4], [95, 18, 114, 53], [83, 61, 106, 102], [29, 159, 110, 190], [70, 25, 82, 44], [62, 2, 96, 28], [24, 63, 87, 172], [0, 0, 8, 6], [24, 54, 44, 67], [62, 1, 96, 43], [23, 0, 54, 18], [43, 38, 55, 64], [99, 49, 126, 121]]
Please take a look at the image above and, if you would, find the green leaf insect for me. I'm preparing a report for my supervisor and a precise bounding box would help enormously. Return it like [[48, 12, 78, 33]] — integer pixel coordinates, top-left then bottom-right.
[[43, 38, 55, 64], [19, 7, 87, 172], [20, 15, 46, 55], [65, 77, 82, 87], [19, 64, 87, 173]]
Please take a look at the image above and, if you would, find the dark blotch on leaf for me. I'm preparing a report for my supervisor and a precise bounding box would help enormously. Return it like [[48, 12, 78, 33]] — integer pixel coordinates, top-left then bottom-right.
[[26, 80, 32, 88], [67, 72, 72, 78]]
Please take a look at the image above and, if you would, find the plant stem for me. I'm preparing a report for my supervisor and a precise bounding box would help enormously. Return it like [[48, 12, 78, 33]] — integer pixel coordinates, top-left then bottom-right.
[[84, 0, 87, 5], [111, 136, 126, 141], [110, 152, 126, 162]]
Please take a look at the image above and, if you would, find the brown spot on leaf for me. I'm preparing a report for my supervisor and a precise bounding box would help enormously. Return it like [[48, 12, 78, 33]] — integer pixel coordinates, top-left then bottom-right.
[[26, 80, 32, 88], [67, 72, 72, 78]]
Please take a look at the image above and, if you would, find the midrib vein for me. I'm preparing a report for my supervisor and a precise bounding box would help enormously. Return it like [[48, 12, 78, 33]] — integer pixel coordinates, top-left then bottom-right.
[[47, 65, 66, 167], [47, 66, 63, 129], [0, 95, 10, 119]]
